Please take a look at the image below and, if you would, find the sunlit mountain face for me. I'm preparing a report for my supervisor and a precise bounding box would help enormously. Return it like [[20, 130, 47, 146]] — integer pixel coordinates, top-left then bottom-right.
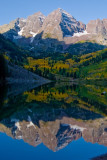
[[0, 8, 107, 54], [0, 82, 107, 157]]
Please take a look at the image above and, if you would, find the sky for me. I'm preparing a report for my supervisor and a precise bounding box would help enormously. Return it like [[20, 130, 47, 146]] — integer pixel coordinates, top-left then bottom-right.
[[0, 0, 107, 25]]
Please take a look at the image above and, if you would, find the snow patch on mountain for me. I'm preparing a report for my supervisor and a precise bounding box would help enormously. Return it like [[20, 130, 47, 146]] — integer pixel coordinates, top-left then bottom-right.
[[17, 136, 23, 140], [21, 19, 26, 22], [30, 31, 38, 37], [30, 31, 39, 43], [70, 125, 86, 131], [18, 27, 24, 36], [27, 116, 36, 129], [11, 119, 21, 131], [62, 124, 86, 132], [73, 30, 89, 37], [13, 27, 25, 39], [15, 122, 21, 130], [65, 31, 89, 38]]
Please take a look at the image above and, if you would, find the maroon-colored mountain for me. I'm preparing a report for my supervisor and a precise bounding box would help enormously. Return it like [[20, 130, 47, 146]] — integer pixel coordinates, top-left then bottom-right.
[[0, 8, 107, 52]]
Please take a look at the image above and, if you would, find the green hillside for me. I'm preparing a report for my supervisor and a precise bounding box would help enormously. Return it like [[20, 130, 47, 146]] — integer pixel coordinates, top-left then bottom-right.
[[0, 34, 30, 65], [66, 41, 105, 55], [24, 48, 107, 80], [0, 34, 31, 84], [0, 34, 107, 81]]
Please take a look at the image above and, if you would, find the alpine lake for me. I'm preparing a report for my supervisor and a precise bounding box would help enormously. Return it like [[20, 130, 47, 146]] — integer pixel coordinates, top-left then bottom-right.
[[0, 81, 107, 160]]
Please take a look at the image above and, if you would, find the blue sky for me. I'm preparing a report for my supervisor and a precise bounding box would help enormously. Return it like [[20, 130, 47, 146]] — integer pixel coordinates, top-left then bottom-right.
[[0, 0, 107, 25]]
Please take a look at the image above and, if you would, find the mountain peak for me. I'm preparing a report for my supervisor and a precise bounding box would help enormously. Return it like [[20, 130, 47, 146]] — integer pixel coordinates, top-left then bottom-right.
[[33, 11, 45, 16], [55, 8, 74, 19], [56, 8, 64, 11], [1, 8, 106, 52], [39, 8, 86, 41]]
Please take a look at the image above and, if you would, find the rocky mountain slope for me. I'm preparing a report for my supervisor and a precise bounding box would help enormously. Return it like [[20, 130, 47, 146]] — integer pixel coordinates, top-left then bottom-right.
[[0, 12, 45, 40], [0, 8, 107, 53], [0, 34, 50, 85], [6, 62, 50, 84], [39, 8, 86, 40], [86, 19, 107, 45], [0, 110, 106, 152]]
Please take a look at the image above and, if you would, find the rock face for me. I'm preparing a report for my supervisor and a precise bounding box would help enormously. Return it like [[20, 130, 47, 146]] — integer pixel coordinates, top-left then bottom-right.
[[6, 61, 50, 87], [0, 18, 20, 40], [20, 12, 45, 38], [0, 12, 45, 42], [0, 18, 20, 34], [0, 9, 85, 41], [86, 19, 107, 35], [86, 19, 107, 45], [0, 114, 107, 152], [0, 8, 107, 52], [40, 8, 86, 41]]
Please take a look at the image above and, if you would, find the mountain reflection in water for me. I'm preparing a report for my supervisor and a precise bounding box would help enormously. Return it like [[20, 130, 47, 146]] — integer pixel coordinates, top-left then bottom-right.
[[0, 82, 107, 159]]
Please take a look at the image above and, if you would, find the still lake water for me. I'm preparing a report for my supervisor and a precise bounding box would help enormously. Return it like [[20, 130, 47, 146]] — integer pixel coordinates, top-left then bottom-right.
[[0, 82, 107, 160]]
